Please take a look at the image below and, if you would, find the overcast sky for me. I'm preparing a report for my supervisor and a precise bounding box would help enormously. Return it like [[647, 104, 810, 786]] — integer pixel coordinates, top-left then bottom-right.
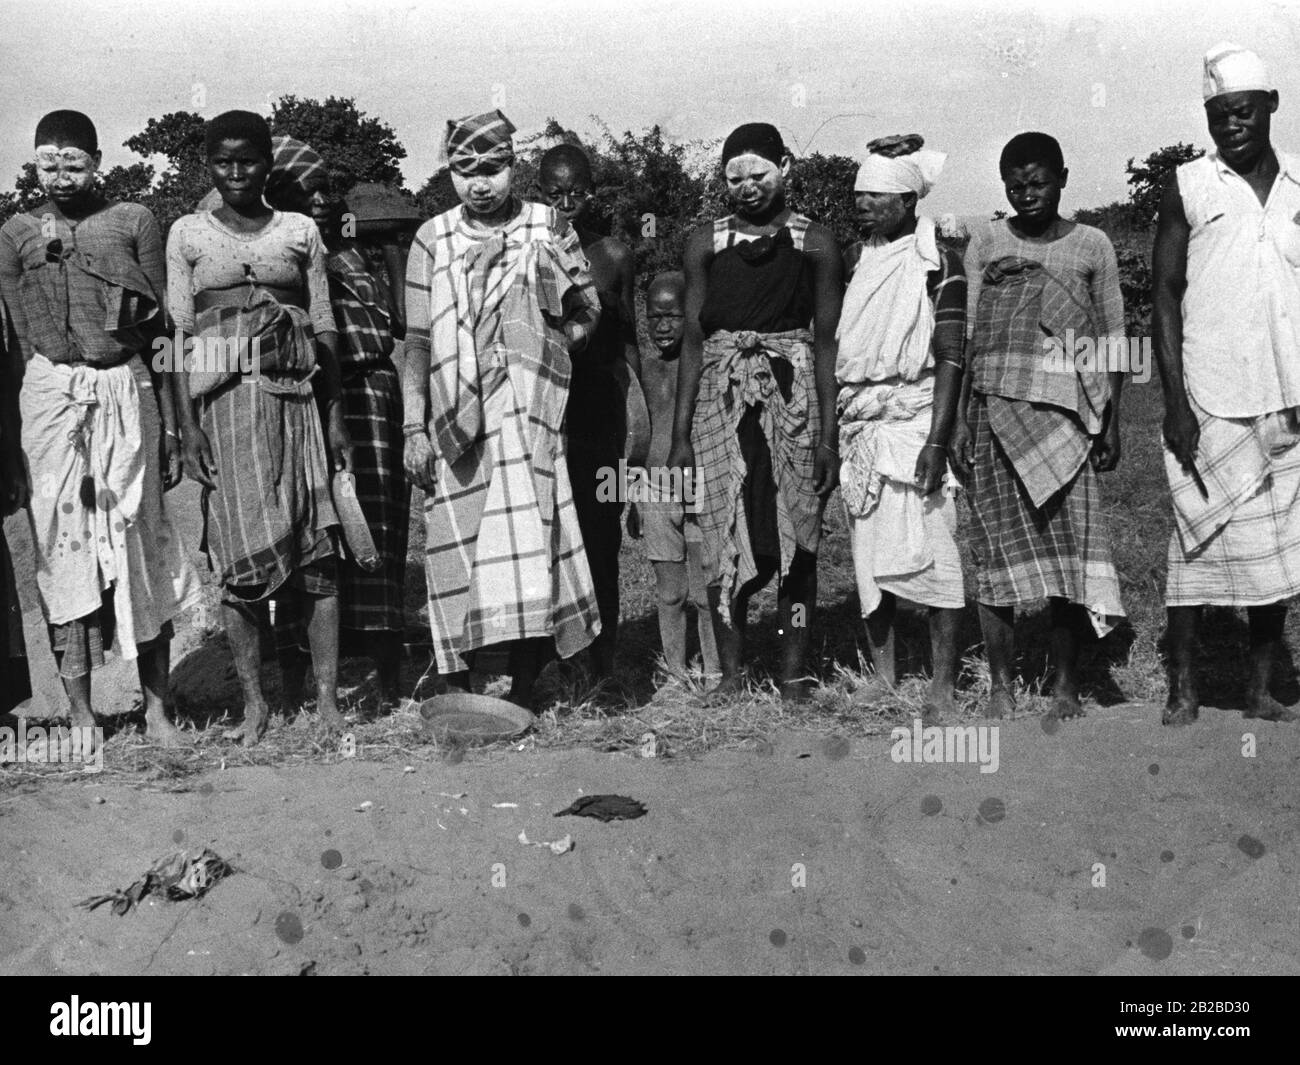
[[3, 0, 1300, 218]]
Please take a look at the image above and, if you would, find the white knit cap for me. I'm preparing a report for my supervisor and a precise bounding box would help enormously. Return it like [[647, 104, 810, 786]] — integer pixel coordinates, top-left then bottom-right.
[[1203, 42, 1271, 102]]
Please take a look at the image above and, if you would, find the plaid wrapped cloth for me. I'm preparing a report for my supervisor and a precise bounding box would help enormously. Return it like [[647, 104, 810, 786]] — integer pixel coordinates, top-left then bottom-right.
[[327, 246, 394, 369], [329, 246, 406, 633], [188, 290, 316, 399], [691, 327, 823, 619], [410, 201, 600, 672], [966, 393, 1123, 633], [971, 255, 1109, 507], [1166, 400, 1300, 605], [195, 301, 338, 599]]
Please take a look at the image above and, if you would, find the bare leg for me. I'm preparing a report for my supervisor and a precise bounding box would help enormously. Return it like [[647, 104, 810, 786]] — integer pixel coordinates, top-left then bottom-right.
[[223, 600, 270, 746], [52, 657, 99, 757], [273, 596, 308, 712], [507, 637, 550, 709], [1244, 602, 1297, 722], [1049, 597, 1086, 720], [374, 631, 402, 706], [137, 639, 185, 745], [924, 607, 962, 721], [686, 542, 720, 676], [706, 584, 745, 701], [865, 591, 898, 689], [653, 560, 690, 679], [777, 551, 816, 703], [978, 602, 1016, 719], [1163, 605, 1200, 725], [301, 591, 344, 734]]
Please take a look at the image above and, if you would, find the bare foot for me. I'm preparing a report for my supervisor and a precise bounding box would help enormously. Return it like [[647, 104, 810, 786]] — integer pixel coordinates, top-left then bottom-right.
[[701, 674, 745, 706], [1052, 692, 1086, 720], [779, 679, 813, 705], [1243, 692, 1299, 723], [922, 683, 957, 724], [227, 701, 269, 747], [987, 687, 1015, 720], [505, 686, 534, 711], [144, 708, 190, 747], [317, 703, 345, 736], [1163, 671, 1199, 727], [851, 673, 896, 707]]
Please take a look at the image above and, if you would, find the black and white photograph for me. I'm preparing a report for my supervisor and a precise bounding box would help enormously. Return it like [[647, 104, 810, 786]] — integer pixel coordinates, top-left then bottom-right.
[[0, 0, 1295, 1013]]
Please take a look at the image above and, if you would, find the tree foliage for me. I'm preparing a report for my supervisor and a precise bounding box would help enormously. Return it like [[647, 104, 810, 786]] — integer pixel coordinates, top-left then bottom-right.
[[270, 95, 406, 187]]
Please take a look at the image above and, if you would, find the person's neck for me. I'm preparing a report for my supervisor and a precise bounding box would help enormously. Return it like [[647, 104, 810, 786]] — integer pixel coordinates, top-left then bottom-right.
[[1223, 144, 1277, 181], [465, 195, 518, 229], [737, 197, 788, 229], [881, 214, 919, 242], [46, 191, 105, 222], [1009, 211, 1060, 239], [221, 199, 272, 223]]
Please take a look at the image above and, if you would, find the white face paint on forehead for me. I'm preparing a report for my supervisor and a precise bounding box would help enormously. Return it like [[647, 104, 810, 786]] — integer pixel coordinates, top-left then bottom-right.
[[34, 145, 96, 168], [723, 153, 780, 182], [34, 144, 98, 196]]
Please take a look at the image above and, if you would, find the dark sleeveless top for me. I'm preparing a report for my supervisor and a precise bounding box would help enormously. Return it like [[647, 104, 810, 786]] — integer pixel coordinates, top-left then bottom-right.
[[699, 214, 814, 336], [565, 288, 625, 453]]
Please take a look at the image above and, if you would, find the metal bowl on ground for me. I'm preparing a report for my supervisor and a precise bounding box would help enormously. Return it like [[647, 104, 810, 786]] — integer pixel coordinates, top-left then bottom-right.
[[418, 692, 535, 745]]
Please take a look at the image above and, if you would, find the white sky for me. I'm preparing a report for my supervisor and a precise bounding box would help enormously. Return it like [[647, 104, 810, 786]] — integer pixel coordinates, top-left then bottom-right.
[[3, 0, 1300, 217]]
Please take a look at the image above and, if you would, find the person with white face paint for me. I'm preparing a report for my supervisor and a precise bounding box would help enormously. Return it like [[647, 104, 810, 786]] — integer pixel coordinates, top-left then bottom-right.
[[0, 110, 201, 749], [836, 135, 967, 720], [402, 111, 603, 709], [667, 122, 844, 704]]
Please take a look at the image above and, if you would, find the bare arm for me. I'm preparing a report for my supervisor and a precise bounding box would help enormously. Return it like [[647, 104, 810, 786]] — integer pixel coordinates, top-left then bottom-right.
[[1152, 179, 1200, 471], [668, 224, 714, 465], [616, 241, 641, 380]]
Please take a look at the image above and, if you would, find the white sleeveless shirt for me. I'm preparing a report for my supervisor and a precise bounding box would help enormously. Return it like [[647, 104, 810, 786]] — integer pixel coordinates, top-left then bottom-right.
[[1177, 150, 1300, 417]]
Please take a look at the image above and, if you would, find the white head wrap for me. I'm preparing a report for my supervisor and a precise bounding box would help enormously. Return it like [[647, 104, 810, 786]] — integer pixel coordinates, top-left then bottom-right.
[[854, 149, 946, 199], [1203, 42, 1271, 102]]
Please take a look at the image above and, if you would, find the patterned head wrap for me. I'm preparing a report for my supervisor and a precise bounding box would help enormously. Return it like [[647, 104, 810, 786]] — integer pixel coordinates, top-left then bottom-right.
[[265, 135, 328, 208], [444, 110, 516, 174]]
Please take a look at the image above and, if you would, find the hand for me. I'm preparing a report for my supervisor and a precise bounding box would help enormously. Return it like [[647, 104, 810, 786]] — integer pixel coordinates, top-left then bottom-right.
[[814, 443, 840, 498], [564, 321, 588, 356], [403, 430, 437, 493], [181, 424, 217, 489], [667, 438, 694, 474], [0, 453, 28, 516], [626, 501, 642, 540], [1091, 413, 1122, 473], [327, 406, 354, 474], [914, 443, 947, 494], [162, 431, 183, 490], [949, 417, 975, 483], [1162, 398, 1199, 472]]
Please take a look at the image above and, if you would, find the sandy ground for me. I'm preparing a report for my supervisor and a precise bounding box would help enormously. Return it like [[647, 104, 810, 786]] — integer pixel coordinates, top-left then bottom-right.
[[3, 486, 1299, 975], [2, 706, 1297, 975]]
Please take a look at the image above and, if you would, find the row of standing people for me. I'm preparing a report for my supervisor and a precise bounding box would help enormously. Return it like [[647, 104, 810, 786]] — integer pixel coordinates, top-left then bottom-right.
[[3, 39, 1297, 755]]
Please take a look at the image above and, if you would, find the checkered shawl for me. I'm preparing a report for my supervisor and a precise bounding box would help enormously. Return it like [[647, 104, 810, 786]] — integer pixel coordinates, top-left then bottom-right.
[[966, 393, 1123, 633], [1, 208, 161, 366], [691, 328, 822, 617], [188, 294, 316, 399], [327, 245, 394, 370], [415, 201, 600, 671], [971, 255, 1108, 507]]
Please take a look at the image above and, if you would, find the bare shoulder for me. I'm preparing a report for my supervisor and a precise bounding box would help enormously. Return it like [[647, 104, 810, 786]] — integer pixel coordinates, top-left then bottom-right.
[[800, 220, 841, 259], [684, 222, 715, 264]]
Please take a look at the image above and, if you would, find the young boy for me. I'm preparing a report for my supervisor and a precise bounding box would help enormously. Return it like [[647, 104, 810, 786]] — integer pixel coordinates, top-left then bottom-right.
[[0, 110, 201, 746], [626, 271, 721, 685], [537, 143, 641, 679], [952, 131, 1126, 720]]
